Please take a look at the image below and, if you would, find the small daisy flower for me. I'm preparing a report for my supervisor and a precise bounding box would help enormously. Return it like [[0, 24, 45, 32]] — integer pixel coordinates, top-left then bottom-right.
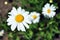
[[0, 30, 4, 36], [7, 7, 32, 31], [29, 12, 40, 23], [42, 3, 56, 18]]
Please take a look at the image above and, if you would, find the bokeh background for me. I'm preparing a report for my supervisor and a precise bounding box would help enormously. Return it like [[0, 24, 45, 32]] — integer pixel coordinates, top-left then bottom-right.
[[0, 0, 60, 40]]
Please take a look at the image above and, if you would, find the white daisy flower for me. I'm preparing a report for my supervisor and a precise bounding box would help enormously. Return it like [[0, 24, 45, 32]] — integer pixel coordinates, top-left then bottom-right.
[[29, 12, 40, 23], [7, 7, 32, 31], [42, 3, 56, 18], [0, 30, 4, 36]]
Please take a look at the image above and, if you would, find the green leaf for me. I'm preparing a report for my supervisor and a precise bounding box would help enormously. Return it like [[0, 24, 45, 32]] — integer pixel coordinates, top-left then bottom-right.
[[24, 30, 33, 39], [28, 0, 39, 4], [1, 23, 7, 31], [39, 22, 45, 28], [16, 36, 20, 40], [29, 23, 38, 29], [46, 31, 53, 40], [56, 13, 60, 19], [40, 32, 44, 37], [8, 32, 13, 38]]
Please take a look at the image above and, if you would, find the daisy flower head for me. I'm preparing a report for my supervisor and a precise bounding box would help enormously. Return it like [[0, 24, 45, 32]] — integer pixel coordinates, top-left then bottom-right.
[[42, 3, 56, 18], [7, 7, 32, 31], [0, 30, 4, 36], [29, 12, 40, 23]]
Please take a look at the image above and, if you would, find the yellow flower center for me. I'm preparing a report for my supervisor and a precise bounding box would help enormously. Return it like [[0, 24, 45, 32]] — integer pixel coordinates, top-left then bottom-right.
[[32, 15, 37, 19], [15, 14, 24, 23], [47, 9, 51, 14]]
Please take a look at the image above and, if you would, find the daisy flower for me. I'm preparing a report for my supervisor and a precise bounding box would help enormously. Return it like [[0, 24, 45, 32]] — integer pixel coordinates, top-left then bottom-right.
[[29, 12, 40, 23], [0, 30, 4, 36], [7, 7, 31, 31], [42, 3, 56, 18]]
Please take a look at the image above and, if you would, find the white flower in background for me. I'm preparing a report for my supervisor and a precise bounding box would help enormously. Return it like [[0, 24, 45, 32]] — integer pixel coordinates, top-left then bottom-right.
[[49, 0, 53, 3], [0, 30, 4, 36], [7, 7, 32, 31], [29, 12, 40, 23], [42, 3, 56, 18]]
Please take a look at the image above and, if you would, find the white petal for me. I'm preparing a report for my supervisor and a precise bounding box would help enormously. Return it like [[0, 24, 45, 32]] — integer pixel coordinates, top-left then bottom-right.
[[9, 7, 17, 16], [50, 5, 56, 11], [17, 23, 26, 31], [23, 22, 29, 29], [33, 19, 39, 23], [33, 17, 40, 23], [42, 7, 47, 12], [17, 23, 21, 31], [17, 7, 21, 10], [25, 11, 29, 15], [22, 9, 25, 12], [7, 17, 15, 26], [11, 24, 17, 31], [9, 7, 16, 15], [20, 9, 25, 14], [7, 19, 12, 25], [50, 12, 56, 17], [45, 3, 50, 8], [12, 7, 16, 10], [37, 13, 40, 16], [7, 22, 11, 25], [20, 23, 26, 31], [25, 20, 32, 24], [17, 7, 22, 13], [1, 30, 4, 34], [42, 11, 46, 15], [0, 30, 4, 36]]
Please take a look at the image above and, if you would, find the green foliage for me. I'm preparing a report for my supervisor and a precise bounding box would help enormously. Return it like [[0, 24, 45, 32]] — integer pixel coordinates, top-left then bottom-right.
[[56, 13, 60, 19], [18, 0, 48, 12]]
